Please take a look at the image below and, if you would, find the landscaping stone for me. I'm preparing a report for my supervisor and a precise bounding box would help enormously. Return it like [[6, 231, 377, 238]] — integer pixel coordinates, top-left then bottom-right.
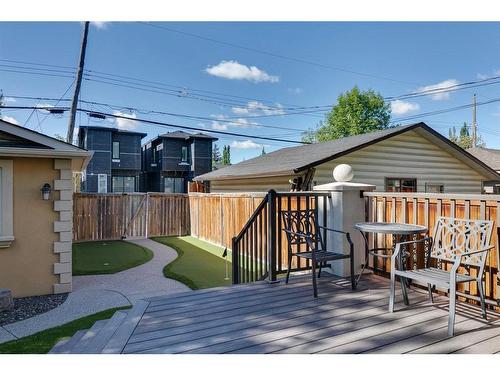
[[0, 289, 13, 312], [0, 292, 68, 325]]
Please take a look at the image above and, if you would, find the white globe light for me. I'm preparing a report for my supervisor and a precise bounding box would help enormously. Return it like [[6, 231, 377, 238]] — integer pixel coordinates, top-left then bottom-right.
[[333, 164, 354, 182]]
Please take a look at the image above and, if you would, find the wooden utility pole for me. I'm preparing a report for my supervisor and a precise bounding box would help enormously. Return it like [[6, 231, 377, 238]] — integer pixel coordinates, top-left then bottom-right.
[[66, 21, 90, 144], [472, 93, 477, 147]]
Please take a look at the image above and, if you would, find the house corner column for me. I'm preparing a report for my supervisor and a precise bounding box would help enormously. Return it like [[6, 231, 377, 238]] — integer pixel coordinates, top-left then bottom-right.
[[52, 159, 74, 294], [313, 164, 375, 277]]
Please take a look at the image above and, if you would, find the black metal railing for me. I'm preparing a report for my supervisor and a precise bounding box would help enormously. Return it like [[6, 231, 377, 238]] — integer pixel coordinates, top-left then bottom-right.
[[231, 189, 332, 284]]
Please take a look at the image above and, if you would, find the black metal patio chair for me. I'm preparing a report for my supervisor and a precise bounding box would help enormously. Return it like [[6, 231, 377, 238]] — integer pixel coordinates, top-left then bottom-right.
[[281, 209, 356, 297]]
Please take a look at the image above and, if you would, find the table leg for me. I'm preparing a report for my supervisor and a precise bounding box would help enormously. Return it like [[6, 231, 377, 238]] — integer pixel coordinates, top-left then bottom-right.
[[355, 230, 370, 287], [396, 234, 410, 305]]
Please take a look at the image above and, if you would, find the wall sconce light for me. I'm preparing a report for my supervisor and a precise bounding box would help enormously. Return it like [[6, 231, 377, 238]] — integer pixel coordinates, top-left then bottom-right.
[[41, 183, 51, 200]]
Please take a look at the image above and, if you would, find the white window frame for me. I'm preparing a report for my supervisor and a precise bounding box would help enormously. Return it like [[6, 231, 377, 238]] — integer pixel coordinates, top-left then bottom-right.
[[112, 141, 120, 161], [0, 160, 14, 248], [97, 173, 108, 193]]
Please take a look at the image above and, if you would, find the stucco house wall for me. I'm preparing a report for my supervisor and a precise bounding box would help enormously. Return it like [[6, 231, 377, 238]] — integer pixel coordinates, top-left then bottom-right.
[[0, 157, 74, 297]]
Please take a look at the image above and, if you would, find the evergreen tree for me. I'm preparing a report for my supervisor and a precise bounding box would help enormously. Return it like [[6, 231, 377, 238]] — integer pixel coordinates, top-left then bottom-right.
[[448, 122, 484, 149], [261, 146, 266, 155], [212, 144, 221, 168], [222, 145, 231, 165]]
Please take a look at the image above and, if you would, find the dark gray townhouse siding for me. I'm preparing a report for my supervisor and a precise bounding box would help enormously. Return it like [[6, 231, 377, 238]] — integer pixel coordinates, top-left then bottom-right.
[[78, 126, 146, 193]]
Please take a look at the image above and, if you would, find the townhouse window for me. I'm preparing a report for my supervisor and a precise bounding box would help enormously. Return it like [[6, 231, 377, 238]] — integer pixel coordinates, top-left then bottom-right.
[[97, 174, 108, 193], [164, 177, 185, 193], [181, 146, 188, 162], [112, 176, 136, 193], [385, 178, 417, 192], [112, 141, 120, 160], [0, 160, 14, 248]]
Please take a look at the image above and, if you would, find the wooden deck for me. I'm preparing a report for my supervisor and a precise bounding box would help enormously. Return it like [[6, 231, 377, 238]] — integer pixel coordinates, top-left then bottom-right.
[[122, 274, 500, 354]]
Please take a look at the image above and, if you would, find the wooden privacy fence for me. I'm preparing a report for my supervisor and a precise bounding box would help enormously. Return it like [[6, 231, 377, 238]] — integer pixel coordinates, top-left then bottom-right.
[[364, 192, 500, 306], [189, 192, 267, 249], [73, 193, 190, 241]]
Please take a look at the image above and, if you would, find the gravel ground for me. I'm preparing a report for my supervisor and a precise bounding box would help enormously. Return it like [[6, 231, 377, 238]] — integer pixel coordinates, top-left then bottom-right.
[[0, 293, 68, 326]]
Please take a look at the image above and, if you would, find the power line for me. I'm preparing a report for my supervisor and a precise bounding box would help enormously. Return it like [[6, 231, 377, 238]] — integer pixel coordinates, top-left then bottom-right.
[[4, 96, 311, 132], [0, 105, 310, 145], [138, 22, 418, 86], [6, 57, 500, 113]]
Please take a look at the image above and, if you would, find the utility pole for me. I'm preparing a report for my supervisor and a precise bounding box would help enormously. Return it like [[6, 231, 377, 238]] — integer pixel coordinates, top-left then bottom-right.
[[66, 21, 90, 144], [472, 93, 477, 147]]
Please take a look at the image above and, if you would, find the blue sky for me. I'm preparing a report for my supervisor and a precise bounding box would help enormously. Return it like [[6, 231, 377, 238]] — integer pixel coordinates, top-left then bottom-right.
[[1, 22, 500, 163]]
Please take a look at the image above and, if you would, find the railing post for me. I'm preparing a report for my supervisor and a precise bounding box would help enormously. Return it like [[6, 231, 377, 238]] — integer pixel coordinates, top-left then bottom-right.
[[267, 189, 277, 282], [231, 236, 239, 284]]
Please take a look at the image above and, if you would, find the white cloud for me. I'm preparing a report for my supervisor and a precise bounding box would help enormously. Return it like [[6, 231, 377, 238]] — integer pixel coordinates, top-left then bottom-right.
[[34, 103, 55, 112], [209, 114, 259, 130], [0, 115, 20, 125], [3, 97, 16, 103], [477, 69, 500, 80], [230, 140, 267, 149], [288, 87, 303, 94], [91, 22, 109, 30], [231, 101, 285, 116], [113, 111, 138, 130], [205, 60, 279, 83], [390, 100, 420, 115], [416, 79, 459, 101]]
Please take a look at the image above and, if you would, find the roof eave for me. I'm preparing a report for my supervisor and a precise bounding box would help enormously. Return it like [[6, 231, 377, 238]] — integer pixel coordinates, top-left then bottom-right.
[[194, 170, 296, 182]]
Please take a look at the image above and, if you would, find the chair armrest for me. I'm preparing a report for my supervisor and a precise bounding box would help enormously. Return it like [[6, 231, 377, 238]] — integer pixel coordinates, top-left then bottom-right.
[[317, 225, 353, 247], [459, 245, 494, 257], [391, 236, 432, 261], [317, 225, 348, 235]]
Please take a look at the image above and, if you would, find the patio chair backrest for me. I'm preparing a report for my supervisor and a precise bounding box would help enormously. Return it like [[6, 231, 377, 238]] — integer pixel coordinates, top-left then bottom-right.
[[281, 209, 324, 250], [431, 216, 494, 267]]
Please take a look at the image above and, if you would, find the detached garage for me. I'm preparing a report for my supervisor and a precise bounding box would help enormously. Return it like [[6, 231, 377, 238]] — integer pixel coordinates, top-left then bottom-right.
[[195, 123, 499, 194]]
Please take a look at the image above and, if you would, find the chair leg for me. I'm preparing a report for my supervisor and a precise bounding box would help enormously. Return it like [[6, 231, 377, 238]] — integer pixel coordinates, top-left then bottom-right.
[[311, 260, 318, 298], [477, 279, 487, 320], [448, 283, 456, 336], [318, 262, 322, 279], [389, 270, 396, 313], [285, 255, 292, 284], [355, 251, 369, 287], [427, 284, 434, 303], [350, 255, 356, 290]]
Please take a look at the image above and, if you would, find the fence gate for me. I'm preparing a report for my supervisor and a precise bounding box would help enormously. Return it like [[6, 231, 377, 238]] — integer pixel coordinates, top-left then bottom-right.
[[122, 193, 148, 239], [73, 193, 191, 242]]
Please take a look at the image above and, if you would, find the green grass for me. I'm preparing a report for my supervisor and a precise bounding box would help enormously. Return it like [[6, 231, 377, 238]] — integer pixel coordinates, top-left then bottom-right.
[[152, 236, 231, 290], [72, 240, 154, 275], [0, 306, 131, 354]]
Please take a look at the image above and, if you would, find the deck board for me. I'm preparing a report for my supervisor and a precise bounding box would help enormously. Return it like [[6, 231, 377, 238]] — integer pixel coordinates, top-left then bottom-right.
[[123, 274, 500, 354]]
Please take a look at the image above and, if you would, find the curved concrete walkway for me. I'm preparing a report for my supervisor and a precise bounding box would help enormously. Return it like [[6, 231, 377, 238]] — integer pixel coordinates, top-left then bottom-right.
[[73, 238, 190, 303], [0, 239, 189, 343]]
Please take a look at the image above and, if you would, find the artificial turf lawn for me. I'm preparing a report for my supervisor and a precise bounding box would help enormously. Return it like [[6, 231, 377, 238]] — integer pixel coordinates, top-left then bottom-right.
[[152, 236, 232, 290], [0, 306, 131, 354], [72, 240, 154, 275]]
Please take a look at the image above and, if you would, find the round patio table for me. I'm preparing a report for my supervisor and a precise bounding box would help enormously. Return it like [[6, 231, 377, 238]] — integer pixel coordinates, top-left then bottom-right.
[[354, 222, 428, 305]]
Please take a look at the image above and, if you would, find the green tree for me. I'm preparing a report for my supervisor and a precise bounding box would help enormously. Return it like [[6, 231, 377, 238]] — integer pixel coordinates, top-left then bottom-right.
[[212, 144, 221, 168], [261, 146, 266, 155], [222, 145, 231, 165], [303, 87, 391, 142], [448, 122, 484, 149]]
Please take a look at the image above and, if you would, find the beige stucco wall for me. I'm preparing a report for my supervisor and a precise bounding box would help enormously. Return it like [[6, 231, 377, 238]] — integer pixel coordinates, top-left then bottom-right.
[[0, 157, 59, 297], [209, 130, 489, 194]]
